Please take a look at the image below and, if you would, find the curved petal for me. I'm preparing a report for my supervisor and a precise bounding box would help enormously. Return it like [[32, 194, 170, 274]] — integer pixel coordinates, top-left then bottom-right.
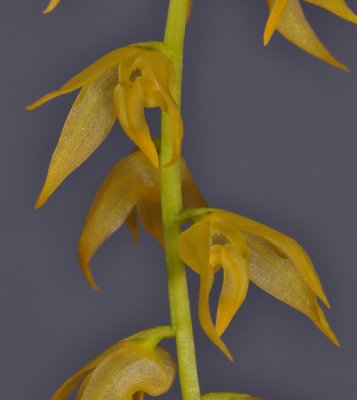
[[179, 219, 233, 360], [215, 244, 249, 336], [78, 151, 159, 290], [264, 0, 289, 45], [75, 373, 92, 400], [266, 0, 348, 70], [114, 82, 159, 168], [35, 69, 117, 208], [163, 93, 184, 167], [180, 159, 207, 208], [187, 0, 193, 21], [127, 79, 159, 167], [136, 200, 164, 244], [245, 232, 339, 346], [79, 343, 176, 400], [43, 0, 60, 14], [215, 211, 330, 308], [126, 210, 140, 243], [210, 214, 249, 260], [52, 341, 128, 400], [305, 0, 357, 23], [26, 47, 136, 110]]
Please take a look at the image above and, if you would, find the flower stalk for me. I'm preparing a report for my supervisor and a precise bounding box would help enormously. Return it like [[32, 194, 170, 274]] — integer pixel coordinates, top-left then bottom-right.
[[160, 1, 201, 400]]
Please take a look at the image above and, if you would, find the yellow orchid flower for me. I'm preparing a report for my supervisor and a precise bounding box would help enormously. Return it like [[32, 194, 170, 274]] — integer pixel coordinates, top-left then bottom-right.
[[179, 209, 339, 359], [265, 0, 357, 70], [43, 0, 61, 14], [78, 148, 206, 290], [26, 44, 183, 207], [51, 327, 176, 400]]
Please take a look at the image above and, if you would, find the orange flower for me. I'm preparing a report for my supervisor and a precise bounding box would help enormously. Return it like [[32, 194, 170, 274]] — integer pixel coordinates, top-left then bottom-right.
[[51, 327, 176, 400], [27, 44, 182, 207], [78, 148, 206, 290], [179, 209, 339, 359]]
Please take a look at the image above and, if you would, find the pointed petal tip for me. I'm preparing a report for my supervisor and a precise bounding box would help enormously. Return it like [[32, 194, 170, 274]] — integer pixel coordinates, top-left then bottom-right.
[[263, 28, 274, 46], [78, 253, 101, 291], [34, 194, 46, 209], [34, 186, 52, 209]]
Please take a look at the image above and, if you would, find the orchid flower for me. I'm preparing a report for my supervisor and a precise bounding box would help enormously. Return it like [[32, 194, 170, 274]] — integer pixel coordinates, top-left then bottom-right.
[[26, 44, 182, 207], [78, 148, 206, 290], [51, 327, 176, 400], [179, 210, 339, 359]]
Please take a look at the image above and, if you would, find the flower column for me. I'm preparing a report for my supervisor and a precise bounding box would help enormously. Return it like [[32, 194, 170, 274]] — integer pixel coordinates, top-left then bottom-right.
[[160, 1, 201, 400]]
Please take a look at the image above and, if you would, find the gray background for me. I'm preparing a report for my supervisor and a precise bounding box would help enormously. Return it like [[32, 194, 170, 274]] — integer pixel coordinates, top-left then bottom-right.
[[1, 0, 356, 399]]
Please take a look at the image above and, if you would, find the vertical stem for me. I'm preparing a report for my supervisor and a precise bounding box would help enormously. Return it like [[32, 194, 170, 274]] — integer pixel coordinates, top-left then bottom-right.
[[160, 1, 200, 400]]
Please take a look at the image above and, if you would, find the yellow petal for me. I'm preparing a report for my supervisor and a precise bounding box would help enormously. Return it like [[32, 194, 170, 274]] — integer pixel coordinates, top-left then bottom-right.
[[126, 210, 140, 243], [215, 244, 249, 336], [78, 343, 176, 400], [215, 211, 330, 307], [266, 0, 348, 70], [264, 0, 289, 45], [245, 232, 339, 346], [180, 159, 207, 208], [136, 50, 182, 166], [78, 151, 160, 290], [127, 79, 159, 167], [52, 340, 127, 400], [43, 0, 61, 14], [187, 0, 193, 21], [210, 214, 249, 260], [114, 83, 159, 168], [35, 69, 117, 208], [136, 200, 164, 244], [163, 93, 184, 167], [305, 0, 357, 23], [179, 219, 233, 360], [75, 373, 92, 400], [26, 47, 136, 110]]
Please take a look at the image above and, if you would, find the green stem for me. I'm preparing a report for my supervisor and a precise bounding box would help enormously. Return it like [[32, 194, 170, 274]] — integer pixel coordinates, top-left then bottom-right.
[[160, 1, 200, 400]]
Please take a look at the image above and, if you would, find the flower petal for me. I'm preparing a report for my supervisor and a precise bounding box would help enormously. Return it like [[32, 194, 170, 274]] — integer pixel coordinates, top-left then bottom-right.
[[245, 232, 339, 346], [215, 244, 249, 336], [210, 214, 249, 260], [43, 0, 60, 14], [127, 78, 159, 167], [35, 69, 117, 208], [52, 341, 127, 400], [215, 211, 330, 307], [163, 93, 184, 167], [181, 159, 207, 209], [187, 0, 193, 21], [114, 82, 159, 168], [305, 0, 357, 23], [136, 200, 164, 244], [126, 210, 140, 243], [78, 151, 160, 290], [79, 343, 176, 400], [264, 0, 289, 45], [26, 47, 136, 110], [179, 219, 233, 360], [266, 0, 348, 70]]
